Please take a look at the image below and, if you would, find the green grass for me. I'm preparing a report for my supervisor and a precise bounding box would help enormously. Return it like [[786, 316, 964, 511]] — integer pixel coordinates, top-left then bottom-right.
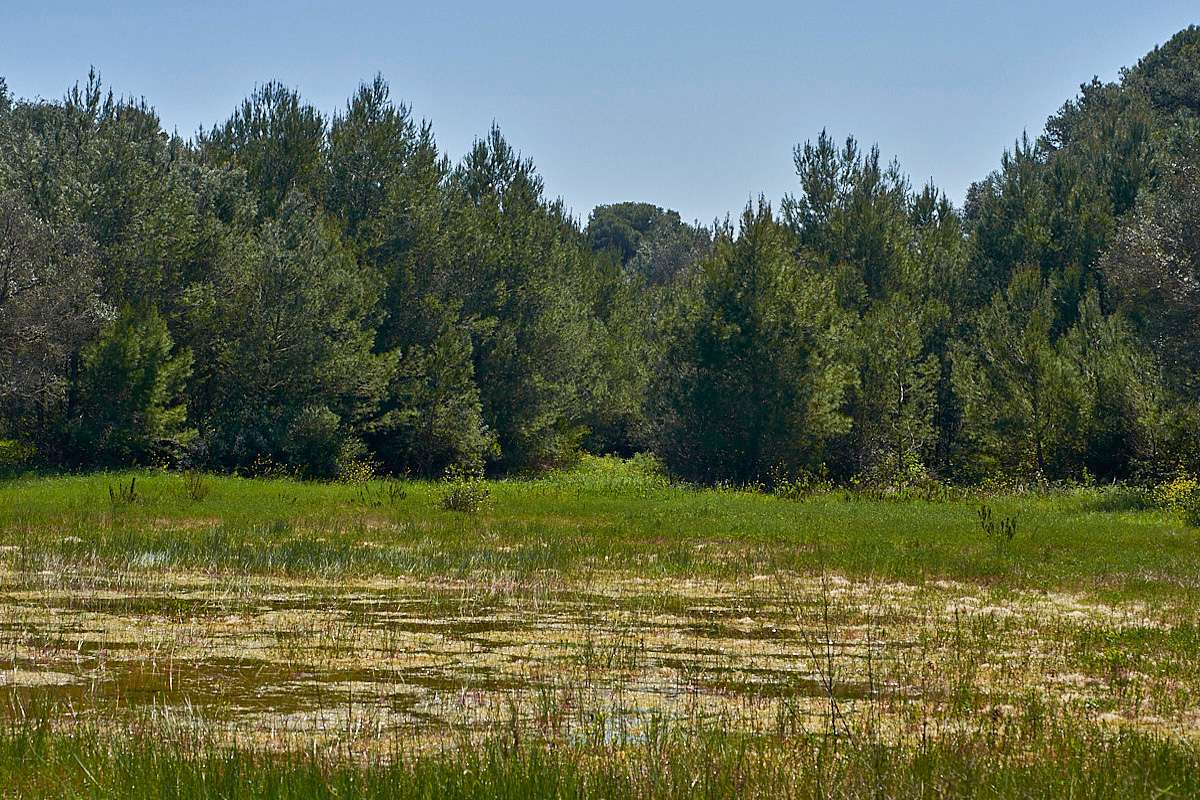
[[3, 457, 1200, 797], [1, 457, 1196, 601], [2, 716, 1198, 799]]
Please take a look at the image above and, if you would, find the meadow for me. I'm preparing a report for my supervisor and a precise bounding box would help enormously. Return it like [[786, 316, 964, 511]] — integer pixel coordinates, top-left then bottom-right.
[[1, 457, 1199, 798]]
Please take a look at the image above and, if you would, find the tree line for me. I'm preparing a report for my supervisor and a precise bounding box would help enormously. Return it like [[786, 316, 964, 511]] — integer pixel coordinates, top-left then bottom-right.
[[1, 26, 1198, 485]]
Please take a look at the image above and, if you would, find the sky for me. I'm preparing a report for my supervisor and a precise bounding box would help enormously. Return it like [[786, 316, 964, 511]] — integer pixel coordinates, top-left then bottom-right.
[[2, 1, 1197, 225]]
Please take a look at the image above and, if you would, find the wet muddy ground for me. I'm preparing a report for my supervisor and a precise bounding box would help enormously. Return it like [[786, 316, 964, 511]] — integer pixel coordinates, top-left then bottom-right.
[[2, 566, 1197, 752]]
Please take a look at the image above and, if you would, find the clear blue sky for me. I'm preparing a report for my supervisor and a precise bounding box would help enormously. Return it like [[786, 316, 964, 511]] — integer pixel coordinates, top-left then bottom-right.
[[3, 1, 1196, 224]]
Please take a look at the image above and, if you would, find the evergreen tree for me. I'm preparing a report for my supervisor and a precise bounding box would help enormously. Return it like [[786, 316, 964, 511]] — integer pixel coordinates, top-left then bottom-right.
[[783, 131, 912, 308], [0, 192, 104, 444], [953, 267, 1088, 478], [1, 32, 1199, 484], [327, 75, 418, 242], [1057, 291, 1164, 477], [67, 307, 193, 466], [198, 82, 326, 218], [445, 127, 600, 471], [370, 301, 496, 476], [653, 201, 854, 483], [1100, 131, 1200, 397], [324, 76, 495, 475], [190, 191, 385, 475], [851, 294, 944, 479]]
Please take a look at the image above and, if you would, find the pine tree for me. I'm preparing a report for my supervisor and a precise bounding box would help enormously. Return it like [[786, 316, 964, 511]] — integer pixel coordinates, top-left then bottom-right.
[[190, 192, 385, 474], [653, 201, 854, 483], [67, 307, 193, 466]]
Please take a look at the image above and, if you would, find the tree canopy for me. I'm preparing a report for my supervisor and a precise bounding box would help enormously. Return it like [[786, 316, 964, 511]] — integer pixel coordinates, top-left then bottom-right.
[[2, 27, 1199, 483]]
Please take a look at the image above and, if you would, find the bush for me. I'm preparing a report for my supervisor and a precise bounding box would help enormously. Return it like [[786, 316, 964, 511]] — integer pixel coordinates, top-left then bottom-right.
[[852, 453, 951, 501], [280, 405, 343, 478], [440, 465, 490, 513], [770, 464, 832, 501], [1156, 475, 1200, 510], [337, 456, 378, 484], [67, 307, 194, 467], [0, 440, 36, 476], [280, 405, 371, 481], [1184, 495, 1200, 528], [244, 455, 297, 480], [1154, 475, 1200, 527]]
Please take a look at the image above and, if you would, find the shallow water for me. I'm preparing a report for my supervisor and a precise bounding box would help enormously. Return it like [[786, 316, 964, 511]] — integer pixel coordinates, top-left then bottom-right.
[[1, 567, 1196, 751]]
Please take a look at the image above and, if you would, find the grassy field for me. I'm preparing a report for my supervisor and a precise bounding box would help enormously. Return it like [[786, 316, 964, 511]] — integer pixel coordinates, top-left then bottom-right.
[[1, 457, 1199, 797]]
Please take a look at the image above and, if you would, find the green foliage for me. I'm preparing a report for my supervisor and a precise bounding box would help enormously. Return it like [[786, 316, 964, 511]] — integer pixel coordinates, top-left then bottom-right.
[[784, 131, 915, 306], [371, 305, 497, 477], [198, 82, 326, 218], [953, 268, 1088, 478], [2, 33, 1200, 488], [68, 307, 194, 466], [976, 503, 1018, 542], [192, 192, 385, 473], [1127, 25, 1200, 121], [586, 202, 665, 264], [652, 201, 854, 483], [326, 74, 419, 239], [850, 294, 944, 477], [447, 127, 601, 472], [1185, 496, 1200, 528], [279, 405, 349, 480], [577, 249, 656, 454], [586, 202, 710, 285], [0, 192, 104, 440], [1151, 475, 1200, 527], [954, 267, 1165, 481], [0, 440, 36, 476], [180, 470, 211, 502], [1056, 291, 1164, 476], [1156, 474, 1198, 507], [439, 463, 490, 513], [1101, 127, 1200, 400], [771, 464, 834, 501]]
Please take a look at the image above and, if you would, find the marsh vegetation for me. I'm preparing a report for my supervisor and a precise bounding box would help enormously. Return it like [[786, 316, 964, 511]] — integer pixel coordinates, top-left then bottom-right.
[[2, 459, 1199, 797], [3, 19, 1200, 800]]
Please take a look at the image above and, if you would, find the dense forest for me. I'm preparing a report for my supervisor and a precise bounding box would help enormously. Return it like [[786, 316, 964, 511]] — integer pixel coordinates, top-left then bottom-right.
[[1, 26, 1198, 486]]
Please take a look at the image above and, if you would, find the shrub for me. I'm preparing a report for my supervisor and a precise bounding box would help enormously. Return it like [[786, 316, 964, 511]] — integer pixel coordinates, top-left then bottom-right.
[[440, 465, 490, 513], [337, 456, 378, 484], [1184, 495, 1200, 528], [67, 307, 194, 467], [1158, 475, 1200, 528], [1155, 475, 1200, 512], [281, 406, 345, 479], [0, 440, 36, 476], [853, 453, 953, 502], [245, 455, 296, 480], [628, 452, 668, 481], [771, 464, 832, 501]]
